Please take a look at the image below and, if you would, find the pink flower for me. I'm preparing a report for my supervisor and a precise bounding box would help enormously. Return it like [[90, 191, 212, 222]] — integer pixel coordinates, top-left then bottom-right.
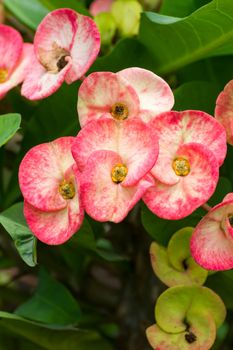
[[21, 8, 100, 100], [143, 110, 226, 219], [72, 118, 158, 222], [89, 0, 113, 16], [215, 79, 233, 145], [0, 24, 33, 99], [191, 193, 233, 271], [77, 68, 174, 127], [19, 137, 84, 245]]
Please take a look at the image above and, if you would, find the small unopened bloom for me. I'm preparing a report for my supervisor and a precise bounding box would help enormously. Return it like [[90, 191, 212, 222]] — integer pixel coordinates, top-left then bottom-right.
[[21, 8, 100, 100], [143, 110, 226, 219], [191, 193, 233, 271], [78, 68, 174, 127], [19, 137, 84, 245], [0, 24, 33, 99], [215, 79, 233, 145], [72, 118, 158, 222]]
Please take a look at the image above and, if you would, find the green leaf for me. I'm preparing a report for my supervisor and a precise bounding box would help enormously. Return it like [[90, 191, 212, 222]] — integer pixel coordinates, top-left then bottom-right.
[[141, 202, 201, 245], [206, 271, 233, 309], [16, 268, 81, 325], [62, 218, 127, 263], [39, 0, 90, 16], [0, 312, 112, 350], [160, 0, 211, 17], [139, 0, 233, 74], [91, 38, 155, 73], [0, 114, 21, 147], [0, 203, 37, 267], [3, 0, 48, 30], [174, 81, 219, 115]]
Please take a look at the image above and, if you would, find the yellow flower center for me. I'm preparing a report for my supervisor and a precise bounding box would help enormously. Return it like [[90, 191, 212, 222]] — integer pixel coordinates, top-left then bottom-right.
[[59, 179, 75, 199], [111, 163, 128, 183], [110, 102, 129, 120], [172, 157, 190, 176], [0, 68, 8, 83]]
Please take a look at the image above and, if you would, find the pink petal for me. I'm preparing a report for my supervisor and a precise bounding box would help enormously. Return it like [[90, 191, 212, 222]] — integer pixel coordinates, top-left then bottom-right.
[[81, 150, 153, 223], [149, 111, 226, 180], [19, 137, 76, 211], [215, 80, 233, 145], [21, 49, 72, 100], [118, 67, 174, 122], [191, 200, 233, 270], [89, 0, 113, 16], [24, 191, 84, 245], [72, 118, 158, 185], [143, 143, 219, 220], [0, 44, 34, 99], [65, 14, 100, 84], [77, 71, 140, 127], [34, 9, 77, 63], [0, 24, 23, 75]]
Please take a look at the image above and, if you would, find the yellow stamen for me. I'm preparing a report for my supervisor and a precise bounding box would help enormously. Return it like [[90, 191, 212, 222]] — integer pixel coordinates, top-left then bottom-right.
[[111, 163, 128, 183], [110, 102, 129, 120], [0, 68, 8, 83], [172, 157, 190, 176], [59, 179, 75, 199]]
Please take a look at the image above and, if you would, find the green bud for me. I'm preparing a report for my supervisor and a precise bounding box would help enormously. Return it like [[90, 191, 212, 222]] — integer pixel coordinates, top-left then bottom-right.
[[111, 0, 143, 37], [94, 12, 117, 46]]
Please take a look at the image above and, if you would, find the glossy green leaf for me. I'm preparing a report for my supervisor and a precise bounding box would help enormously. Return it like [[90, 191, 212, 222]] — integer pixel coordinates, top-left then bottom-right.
[[174, 81, 219, 115], [3, 0, 48, 30], [63, 218, 127, 263], [160, 0, 211, 17], [0, 114, 21, 148], [0, 312, 112, 350], [139, 0, 233, 74], [39, 0, 90, 16], [0, 203, 37, 267], [16, 268, 81, 325]]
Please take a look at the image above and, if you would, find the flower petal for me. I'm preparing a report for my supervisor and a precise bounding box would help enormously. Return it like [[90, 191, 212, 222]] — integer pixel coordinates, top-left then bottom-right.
[[21, 49, 72, 100], [143, 143, 219, 220], [118, 67, 174, 122], [72, 118, 158, 185], [77, 71, 140, 127], [81, 150, 153, 223], [191, 201, 233, 270], [19, 137, 76, 211], [0, 24, 23, 75], [65, 14, 100, 83], [149, 111, 226, 182], [24, 192, 84, 245], [34, 8, 77, 63], [215, 80, 233, 145], [0, 44, 34, 99]]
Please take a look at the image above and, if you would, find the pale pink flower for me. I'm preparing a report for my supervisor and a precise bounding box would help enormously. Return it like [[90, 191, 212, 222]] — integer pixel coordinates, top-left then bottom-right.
[[21, 8, 100, 100], [215, 79, 233, 145], [89, 0, 113, 16], [19, 137, 84, 245], [77, 68, 174, 127], [0, 24, 33, 99], [191, 193, 233, 271], [72, 118, 158, 222], [143, 110, 226, 219]]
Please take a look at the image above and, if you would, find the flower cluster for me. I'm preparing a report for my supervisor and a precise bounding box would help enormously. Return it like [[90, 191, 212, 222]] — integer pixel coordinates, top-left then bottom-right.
[[15, 9, 229, 247]]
